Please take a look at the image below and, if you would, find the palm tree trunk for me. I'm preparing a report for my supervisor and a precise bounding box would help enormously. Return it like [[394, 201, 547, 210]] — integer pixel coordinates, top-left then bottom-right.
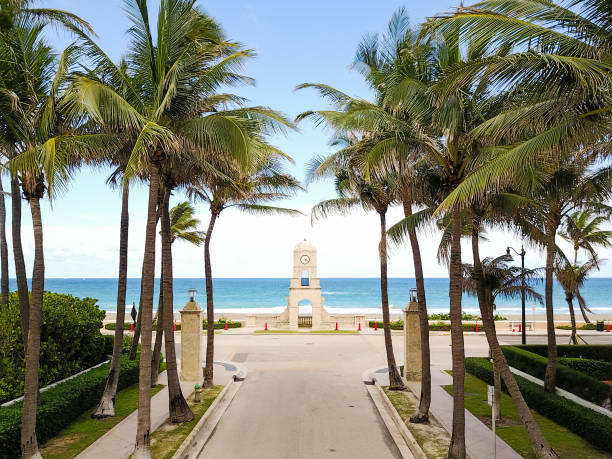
[[94, 182, 130, 418], [448, 207, 465, 459], [543, 226, 558, 393], [151, 270, 164, 386], [20, 195, 44, 459], [401, 196, 430, 421], [151, 188, 166, 386], [12, 178, 29, 349], [378, 210, 404, 390], [160, 186, 193, 422], [471, 218, 557, 458], [566, 293, 577, 345], [203, 209, 218, 388], [130, 296, 143, 360], [134, 165, 160, 459], [576, 292, 591, 323], [0, 178, 9, 304]]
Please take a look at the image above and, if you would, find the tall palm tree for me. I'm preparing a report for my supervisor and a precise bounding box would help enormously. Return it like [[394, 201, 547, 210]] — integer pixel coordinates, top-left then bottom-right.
[[1, 26, 111, 458], [305, 142, 406, 390], [189, 152, 301, 388], [512, 157, 612, 392], [68, 1, 293, 451], [151, 200, 204, 387], [554, 256, 601, 343], [0, 175, 8, 304], [0, 0, 94, 350]]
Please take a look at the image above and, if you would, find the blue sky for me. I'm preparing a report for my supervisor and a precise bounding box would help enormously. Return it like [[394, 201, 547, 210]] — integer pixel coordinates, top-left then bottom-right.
[[7, 0, 607, 279]]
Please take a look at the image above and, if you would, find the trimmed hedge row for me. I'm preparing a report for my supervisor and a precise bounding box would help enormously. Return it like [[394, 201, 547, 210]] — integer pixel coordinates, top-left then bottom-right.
[[0, 355, 142, 458], [501, 346, 612, 407], [558, 357, 612, 381], [204, 319, 242, 329], [515, 344, 612, 362], [369, 320, 404, 330], [555, 323, 597, 330], [465, 357, 612, 453], [105, 321, 182, 331], [367, 320, 483, 331]]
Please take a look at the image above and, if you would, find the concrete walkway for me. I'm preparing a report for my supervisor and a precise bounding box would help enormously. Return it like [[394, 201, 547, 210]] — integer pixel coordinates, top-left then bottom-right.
[[199, 334, 401, 459], [407, 368, 521, 459]]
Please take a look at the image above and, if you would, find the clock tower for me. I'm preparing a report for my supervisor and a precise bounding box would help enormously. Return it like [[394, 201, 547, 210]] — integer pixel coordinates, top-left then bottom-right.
[[279, 239, 329, 329]]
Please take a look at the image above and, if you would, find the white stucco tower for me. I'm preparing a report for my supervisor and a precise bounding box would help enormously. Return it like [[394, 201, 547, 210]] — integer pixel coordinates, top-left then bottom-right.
[[283, 239, 329, 330]]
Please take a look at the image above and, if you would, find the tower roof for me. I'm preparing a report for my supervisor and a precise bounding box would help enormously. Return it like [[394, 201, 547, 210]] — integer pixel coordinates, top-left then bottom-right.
[[294, 239, 316, 252]]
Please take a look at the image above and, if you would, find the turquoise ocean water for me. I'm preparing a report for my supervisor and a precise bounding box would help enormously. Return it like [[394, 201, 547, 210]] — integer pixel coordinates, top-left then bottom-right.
[[8, 277, 612, 315]]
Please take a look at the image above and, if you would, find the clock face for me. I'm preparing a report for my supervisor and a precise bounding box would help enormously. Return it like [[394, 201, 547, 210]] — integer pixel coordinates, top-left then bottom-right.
[[300, 254, 310, 264]]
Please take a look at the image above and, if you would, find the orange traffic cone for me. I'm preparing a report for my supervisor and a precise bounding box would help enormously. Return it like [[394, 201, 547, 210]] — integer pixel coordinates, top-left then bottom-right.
[[224, 321, 228, 331], [335, 322, 338, 331], [174, 319, 177, 331], [358, 322, 361, 331], [512, 327, 516, 332], [375, 321, 378, 331], [607, 321, 610, 332], [265, 321, 268, 331], [130, 323, 133, 332], [519, 323, 522, 332], [475, 323, 478, 332]]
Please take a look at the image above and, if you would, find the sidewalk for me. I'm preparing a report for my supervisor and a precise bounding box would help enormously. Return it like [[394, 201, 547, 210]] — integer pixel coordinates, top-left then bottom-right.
[[369, 366, 520, 459], [76, 362, 236, 459], [76, 370, 198, 459], [406, 366, 521, 459]]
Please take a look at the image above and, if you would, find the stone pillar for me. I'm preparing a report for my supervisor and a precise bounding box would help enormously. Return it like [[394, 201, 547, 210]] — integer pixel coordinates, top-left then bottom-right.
[[404, 301, 421, 381], [288, 297, 298, 330], [179, 300, 203, 381]]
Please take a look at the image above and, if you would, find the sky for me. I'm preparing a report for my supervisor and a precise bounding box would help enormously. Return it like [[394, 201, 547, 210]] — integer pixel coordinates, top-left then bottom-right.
[[6, 0, 611, 279]]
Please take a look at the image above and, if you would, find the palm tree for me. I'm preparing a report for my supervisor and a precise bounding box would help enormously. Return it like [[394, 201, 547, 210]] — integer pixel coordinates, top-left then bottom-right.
[[512, 157, 612, 392], [189, 152, 301, 388], [560, 210, 612, 266], [0, 175, 8, 304], [1, 26, 111, 458], [151, 200, 204, 387], [554, 256, 601, 344], [0, 0, 94, 351], [66, 0, 293, 450], [305, 142, 406, 390]]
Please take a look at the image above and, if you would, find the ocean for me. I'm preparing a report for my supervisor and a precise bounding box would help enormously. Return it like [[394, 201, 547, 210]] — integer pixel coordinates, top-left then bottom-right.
[[8, 277, 612, 316]]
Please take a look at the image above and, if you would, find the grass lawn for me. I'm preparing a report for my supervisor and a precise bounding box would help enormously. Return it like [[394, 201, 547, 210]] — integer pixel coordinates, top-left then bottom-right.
[[149, 385, 223, 459], [40, 383, 164, 459], [254, 329, 359, 334], [443, 372, 610, 458]]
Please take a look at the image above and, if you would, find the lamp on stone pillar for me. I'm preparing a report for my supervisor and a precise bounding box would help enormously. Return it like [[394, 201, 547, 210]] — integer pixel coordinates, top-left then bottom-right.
[[180, 288, 203, 382], [404, 288, 421, 381]]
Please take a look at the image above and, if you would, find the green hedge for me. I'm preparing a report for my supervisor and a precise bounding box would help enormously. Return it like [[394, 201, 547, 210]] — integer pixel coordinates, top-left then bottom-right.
[[501, 346, 612, 407], [0, 355, 142, 458], [514, 344, 612, 362], [368, 320, 404, 330], [0, 292, 108, 404], [555, 323, 597, 330], [367, 320, 483, 331], [203, 319, 242, 329], [558, 357, 612, 381], [104, 321, 182, 331], [465, 357, 612, 453]]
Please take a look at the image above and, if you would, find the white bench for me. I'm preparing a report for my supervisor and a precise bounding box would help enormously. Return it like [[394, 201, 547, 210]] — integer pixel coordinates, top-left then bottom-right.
[[507, 321, 534, 331]]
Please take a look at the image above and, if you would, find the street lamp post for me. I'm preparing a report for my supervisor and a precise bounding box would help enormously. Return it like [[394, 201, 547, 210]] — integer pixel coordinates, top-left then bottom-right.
[[507, 245, 526, 345]]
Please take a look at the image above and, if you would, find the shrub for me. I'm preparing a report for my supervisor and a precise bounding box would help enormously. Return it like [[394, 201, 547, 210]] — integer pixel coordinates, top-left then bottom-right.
[[203, 318, 242, 329], [0, 355, 143, 458], [429, 312, 482, 321], [0, 292, 107, 404], [515, 344, 612, 362], [465, 357, 612, 452], [555, 323, 597, 330], [558, 357, 612, 381], [501, 346, 612, 407], [368, 320, 404, 330], [428, 322, 483, 332], [104, 321, 182, 331]]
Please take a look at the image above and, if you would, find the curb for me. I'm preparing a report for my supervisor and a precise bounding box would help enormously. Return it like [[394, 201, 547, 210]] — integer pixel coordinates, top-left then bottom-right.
[[365, 382, 427, 459], [171, 378, 243, 459]]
